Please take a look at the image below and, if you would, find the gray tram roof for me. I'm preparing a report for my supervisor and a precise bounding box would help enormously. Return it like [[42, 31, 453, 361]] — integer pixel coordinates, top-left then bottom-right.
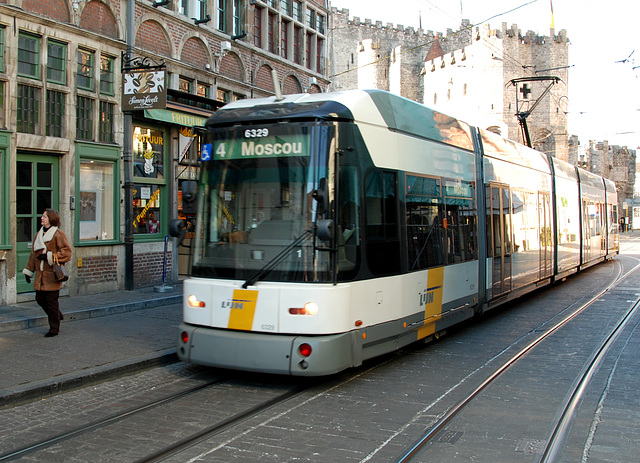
[[206, 89, 475, 152]]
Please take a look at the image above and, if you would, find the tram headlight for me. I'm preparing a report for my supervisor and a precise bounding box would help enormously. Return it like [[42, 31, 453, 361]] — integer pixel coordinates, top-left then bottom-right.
[[187, 294, 205, 308], [288, 302, 318, 315]]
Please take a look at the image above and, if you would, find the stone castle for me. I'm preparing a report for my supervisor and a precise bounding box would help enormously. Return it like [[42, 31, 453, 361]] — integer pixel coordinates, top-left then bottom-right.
[[327, 7, 635, 217]]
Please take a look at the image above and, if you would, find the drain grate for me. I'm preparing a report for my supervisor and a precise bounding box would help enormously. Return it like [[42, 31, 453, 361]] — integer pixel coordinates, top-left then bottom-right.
[[437, 430, 464, 444]]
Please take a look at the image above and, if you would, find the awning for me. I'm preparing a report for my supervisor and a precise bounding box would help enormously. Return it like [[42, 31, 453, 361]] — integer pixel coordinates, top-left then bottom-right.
[[143, 108, 210, 127]]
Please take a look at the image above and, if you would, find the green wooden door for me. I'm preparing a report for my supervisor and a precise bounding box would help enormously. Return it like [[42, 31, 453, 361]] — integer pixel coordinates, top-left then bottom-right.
[[16, 154, 60, 293]]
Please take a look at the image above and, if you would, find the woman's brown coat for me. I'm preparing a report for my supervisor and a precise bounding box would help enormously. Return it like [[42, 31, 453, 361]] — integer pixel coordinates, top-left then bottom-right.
[[22, 227, 72, 291]]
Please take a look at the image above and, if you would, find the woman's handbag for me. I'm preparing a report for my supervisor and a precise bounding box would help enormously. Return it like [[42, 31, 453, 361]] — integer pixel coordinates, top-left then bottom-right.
[[53, 254, 69, 282]]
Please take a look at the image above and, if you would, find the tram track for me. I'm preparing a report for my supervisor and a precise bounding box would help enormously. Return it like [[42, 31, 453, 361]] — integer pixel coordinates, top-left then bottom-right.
[[0, 374, 313, 462], [0, 378, 226, 461], [391, 257, 640, 462]]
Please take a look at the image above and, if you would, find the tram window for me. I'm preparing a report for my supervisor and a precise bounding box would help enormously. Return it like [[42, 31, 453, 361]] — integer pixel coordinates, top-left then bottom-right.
[[337, 165, 360, 279], [445, 197, 476, 263], [406, 174, 444, 270], [365, 171, 400, 275]]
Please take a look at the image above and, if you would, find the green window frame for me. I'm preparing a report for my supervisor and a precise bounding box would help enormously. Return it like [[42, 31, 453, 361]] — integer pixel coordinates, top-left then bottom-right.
[[77, 48, 95, 91], [99, 55, 115, 95], [217, 0, 226, 32], [99, 101, 115, 143], [47, 39, 67, 84], [0, 82, 5, 129], [0, 26, 6, 73], [132, 124, 167, 240], [76, 95, 94, 140], [75, 142, 121, 245], [18, 31, 41, 79], [0, 132, 9, 249], [233, 0, 242, 35], [46, 90, 65, 137], [17, 84, 40, 134]]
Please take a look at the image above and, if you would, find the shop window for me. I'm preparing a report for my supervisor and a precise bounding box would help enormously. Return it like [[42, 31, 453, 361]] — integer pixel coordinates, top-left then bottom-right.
[[133, 125, 166, 237], [133, 126, 164, 179], [133, 184, 162, 234], [78, 160, 115, 241]]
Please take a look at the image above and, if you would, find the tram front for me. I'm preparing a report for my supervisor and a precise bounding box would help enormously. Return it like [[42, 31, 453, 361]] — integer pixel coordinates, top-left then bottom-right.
[[176, 118, 362, 375]]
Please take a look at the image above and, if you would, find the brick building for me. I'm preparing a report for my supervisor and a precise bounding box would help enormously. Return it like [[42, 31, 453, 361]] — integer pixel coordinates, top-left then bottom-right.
[[0, 0, 329, 304]]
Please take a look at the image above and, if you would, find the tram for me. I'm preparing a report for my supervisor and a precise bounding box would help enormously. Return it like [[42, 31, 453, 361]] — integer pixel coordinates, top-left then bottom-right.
[[171, 90, 618, 376]]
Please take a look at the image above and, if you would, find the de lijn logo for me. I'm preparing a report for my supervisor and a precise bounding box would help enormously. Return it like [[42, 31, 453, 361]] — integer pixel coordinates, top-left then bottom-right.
[[419, 284, 441, 306]]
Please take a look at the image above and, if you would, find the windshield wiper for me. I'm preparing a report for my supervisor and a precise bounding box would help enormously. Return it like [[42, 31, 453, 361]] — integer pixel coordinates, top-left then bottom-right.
[[242, 229, 313, 288]]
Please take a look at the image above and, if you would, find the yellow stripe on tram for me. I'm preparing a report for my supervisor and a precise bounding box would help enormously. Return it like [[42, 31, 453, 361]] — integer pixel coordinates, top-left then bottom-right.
[[417, 267, 444, 340], [227, 289, 259, 330]]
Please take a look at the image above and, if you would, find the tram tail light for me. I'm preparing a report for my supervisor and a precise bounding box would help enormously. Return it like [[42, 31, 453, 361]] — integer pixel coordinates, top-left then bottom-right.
[[288, 302, 318, 315], [298, 343, 312, 357], [181, 331, 189, 344], [188, 295, 205, 307]]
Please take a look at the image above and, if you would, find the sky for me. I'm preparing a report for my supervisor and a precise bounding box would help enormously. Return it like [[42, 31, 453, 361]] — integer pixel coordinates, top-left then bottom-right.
[[330, 0, 640, 148]]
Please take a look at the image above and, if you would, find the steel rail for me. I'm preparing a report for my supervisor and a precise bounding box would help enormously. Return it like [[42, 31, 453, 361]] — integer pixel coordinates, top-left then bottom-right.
[[394, 259, 636, 462], [0, 379, 225, 461]]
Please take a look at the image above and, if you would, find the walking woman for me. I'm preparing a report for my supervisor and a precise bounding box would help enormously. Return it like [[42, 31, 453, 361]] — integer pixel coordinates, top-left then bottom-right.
[[22, 209, 72, 337]]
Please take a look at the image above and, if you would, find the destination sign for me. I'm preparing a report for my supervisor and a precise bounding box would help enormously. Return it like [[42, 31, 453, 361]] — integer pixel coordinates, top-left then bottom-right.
[[211, 127, 309, 160]]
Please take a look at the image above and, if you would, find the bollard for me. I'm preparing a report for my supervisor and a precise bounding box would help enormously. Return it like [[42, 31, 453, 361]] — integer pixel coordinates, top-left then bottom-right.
[[154, 235, 174, 293]]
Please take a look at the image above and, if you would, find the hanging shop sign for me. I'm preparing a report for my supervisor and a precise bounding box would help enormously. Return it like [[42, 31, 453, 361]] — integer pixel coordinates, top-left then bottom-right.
[[123, 70, 167, 111]]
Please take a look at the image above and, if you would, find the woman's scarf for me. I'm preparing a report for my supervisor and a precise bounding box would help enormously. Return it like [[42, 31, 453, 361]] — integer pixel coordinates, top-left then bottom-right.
[[33, 226, 58, 270]]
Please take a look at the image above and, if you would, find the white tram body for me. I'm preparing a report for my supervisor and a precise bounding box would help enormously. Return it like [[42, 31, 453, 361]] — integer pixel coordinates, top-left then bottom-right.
[[175, 90, 618, 376]]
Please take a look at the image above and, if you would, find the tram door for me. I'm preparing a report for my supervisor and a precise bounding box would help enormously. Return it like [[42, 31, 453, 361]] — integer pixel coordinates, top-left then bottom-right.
[[16, 155, 60, 293], [489, 184, 512, 298], [538, 192, 553, 279]]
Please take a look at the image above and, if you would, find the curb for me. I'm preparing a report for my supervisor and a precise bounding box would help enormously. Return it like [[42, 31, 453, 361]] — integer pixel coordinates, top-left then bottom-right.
[[0, 349, 178, 409], [0, 293, 183, 333]]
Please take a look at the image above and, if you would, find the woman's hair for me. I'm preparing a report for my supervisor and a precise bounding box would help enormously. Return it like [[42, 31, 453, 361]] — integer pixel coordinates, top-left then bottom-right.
[[45, 208, 61, 227]]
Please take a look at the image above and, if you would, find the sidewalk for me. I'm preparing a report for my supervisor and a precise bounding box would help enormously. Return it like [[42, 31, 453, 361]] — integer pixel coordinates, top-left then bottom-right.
[[0, 284, 184, 408]]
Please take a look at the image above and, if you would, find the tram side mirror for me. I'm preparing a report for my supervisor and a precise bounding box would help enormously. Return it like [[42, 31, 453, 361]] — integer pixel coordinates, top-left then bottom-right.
[[316, 219, 334, 242], [169, 219, 189, 246], [169, 219, 186, 238], [312, 178, 329, 216], [182, 180, 198, 214]]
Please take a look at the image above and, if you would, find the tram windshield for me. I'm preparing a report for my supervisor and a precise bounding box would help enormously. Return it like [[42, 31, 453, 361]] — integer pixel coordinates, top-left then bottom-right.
[[192, 123, 337, 283]]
